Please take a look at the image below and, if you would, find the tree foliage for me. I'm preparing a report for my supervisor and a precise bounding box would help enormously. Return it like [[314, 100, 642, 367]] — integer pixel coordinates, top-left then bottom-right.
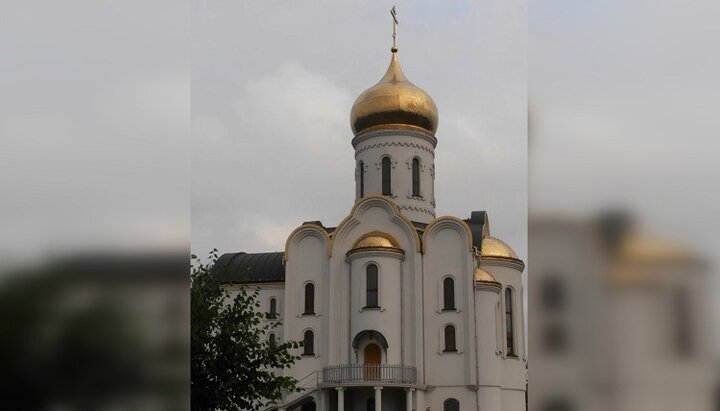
[[191, 250, 302, 411]]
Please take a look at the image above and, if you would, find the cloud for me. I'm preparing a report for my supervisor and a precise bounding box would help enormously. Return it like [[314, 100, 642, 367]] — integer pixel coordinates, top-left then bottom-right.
[[231, 62, 354, 175], [192, 62, 356, 254], [0, 69, 189, 259], [190, 2, 528, 264], [251, 219, 297, 251]]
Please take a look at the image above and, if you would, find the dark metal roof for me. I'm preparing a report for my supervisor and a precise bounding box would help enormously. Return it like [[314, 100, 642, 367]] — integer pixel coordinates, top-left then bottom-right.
[[412, 221, 428, 230], [214, 252, 285, 284], [214, 213, 486, 285], [303, 220, 336, 234], [464, 210, 487, 250]]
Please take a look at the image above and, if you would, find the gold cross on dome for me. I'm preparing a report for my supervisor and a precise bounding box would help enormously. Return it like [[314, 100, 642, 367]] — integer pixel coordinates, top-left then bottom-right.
[[390, 6, 398, 52]]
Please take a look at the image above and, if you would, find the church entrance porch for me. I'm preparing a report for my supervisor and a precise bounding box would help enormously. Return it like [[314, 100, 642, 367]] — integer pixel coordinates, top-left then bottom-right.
[[363, 344, 382, 379], [329, 386, 417, 411], [322, 364, 416, 385]]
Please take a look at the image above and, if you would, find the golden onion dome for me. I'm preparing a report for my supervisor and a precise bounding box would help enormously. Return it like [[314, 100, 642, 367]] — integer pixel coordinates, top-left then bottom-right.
[[474, 267, 499, 283], [352, 231, 401, 250], [481, 236, 519, 260], [350, 51, 438, 136]]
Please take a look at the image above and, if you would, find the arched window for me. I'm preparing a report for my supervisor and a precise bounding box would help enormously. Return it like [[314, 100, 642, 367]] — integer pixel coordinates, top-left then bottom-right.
[[268, 333, 276, 347], [359, 161, 365, 198], [366, 264, 379, 308], [304, 283, 315, 315], [444, 325, 457, 352], [443, 277, 455, 310], [412, 157, 421, 197], [443, 398, 459, 411], [381, 157, 392, 195], [505, 288, 515, 356], [302, 330, 314, 355], [269, 298, 277, 318]]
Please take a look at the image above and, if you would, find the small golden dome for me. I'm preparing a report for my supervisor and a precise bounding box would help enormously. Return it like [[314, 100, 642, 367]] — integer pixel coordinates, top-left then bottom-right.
[[350, 51, 438, 136], [481, 236, 519, 259], [352, 231, 401, 250], [618, 236, 699, 263], [474, 267, 498, 283]]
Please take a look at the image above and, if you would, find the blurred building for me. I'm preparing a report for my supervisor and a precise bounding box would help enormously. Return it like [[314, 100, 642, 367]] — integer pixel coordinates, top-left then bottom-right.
[[0, 254, 189, 411], [216, 45, 527, 411], [529, 213, 717, 411]]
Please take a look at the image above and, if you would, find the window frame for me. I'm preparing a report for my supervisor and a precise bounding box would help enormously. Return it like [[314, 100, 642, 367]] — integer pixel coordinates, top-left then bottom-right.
[[359, 160, 365, 198], [365, 263, 379, 308], [303, 282, 315, 315], [443, 324, 457, 352], [411, 157, 421, 197], [302, 329, 315, 356], [269, 297, 278, 318], [505, 287, 516, 356], [442, 276, 456, 311], [381, 156, 392, 195], [443, 398, 460, 411]]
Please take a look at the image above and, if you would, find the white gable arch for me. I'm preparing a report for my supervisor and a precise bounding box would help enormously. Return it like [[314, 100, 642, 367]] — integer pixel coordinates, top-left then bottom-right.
[[332, 195, 421, 257]]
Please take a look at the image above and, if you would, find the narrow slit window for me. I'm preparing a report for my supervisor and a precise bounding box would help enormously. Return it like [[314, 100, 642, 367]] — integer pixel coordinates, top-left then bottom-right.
[[444, 325, 457, 352], [366, 264, 379, 308], [304, 283, 315, 315], [505, 288, 515, 356], [302, 330, 314, 355], [381, 157, 392, 195], [412, 158, 421, 196], [443, 277, 455, 310], [269, 298, 277, 318], [359, 161, 365, 198]]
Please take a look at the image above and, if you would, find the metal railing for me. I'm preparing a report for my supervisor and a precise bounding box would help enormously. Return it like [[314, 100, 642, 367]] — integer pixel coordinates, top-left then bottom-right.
[[322, 364, 417, 385], [295, 370, 320, 390]]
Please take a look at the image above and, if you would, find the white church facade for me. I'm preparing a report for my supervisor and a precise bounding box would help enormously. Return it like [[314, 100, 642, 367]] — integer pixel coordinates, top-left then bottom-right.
[[217, 43, 527, 411]]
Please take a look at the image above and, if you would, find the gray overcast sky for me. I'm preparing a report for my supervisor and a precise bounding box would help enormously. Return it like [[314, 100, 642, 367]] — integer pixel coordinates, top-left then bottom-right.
[[191, 0, 527, 262], [0, 0, 189, 263], [6, 0, 714, 283], [1, 0, 716, 341]]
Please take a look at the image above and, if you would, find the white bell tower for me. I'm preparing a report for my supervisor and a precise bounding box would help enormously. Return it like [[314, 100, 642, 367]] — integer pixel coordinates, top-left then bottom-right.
[[349, 45, 440, 224]]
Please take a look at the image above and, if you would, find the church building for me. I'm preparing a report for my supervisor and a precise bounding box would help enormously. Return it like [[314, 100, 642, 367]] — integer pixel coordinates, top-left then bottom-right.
[[217, 27, 527, 411]]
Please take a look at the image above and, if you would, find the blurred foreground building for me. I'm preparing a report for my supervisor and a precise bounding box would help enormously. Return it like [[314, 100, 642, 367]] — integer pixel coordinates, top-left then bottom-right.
[[529, 213, 718, 411], [216, 45, 527, 411], [0, 255, 189, 410]]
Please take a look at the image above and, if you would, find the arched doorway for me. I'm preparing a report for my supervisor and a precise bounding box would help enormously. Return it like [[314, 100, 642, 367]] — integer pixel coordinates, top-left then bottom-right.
[[363, 343, 381, 380], [300, 400, 316, 411]]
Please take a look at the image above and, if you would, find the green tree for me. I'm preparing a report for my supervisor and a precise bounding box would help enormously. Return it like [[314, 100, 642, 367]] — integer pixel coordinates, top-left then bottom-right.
[[191, 250, 302, 411]]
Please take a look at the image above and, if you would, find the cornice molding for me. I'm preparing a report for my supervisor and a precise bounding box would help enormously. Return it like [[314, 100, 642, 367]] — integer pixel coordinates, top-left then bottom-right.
[[398, 204, 435, 216], [355, 140, 435, 158], [479, 256, 526, 272], [474, 281, 502, 293], [351, 127, 438, 149], [346, 247, 406, 261]]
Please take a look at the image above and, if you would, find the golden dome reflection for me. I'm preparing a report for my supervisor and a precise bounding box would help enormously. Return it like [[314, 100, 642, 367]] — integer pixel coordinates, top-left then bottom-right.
[[352, 231, 401, 250], [474, 267, 499, 283], [350, 51, 438, 136], [481, 236, 519, 260]]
